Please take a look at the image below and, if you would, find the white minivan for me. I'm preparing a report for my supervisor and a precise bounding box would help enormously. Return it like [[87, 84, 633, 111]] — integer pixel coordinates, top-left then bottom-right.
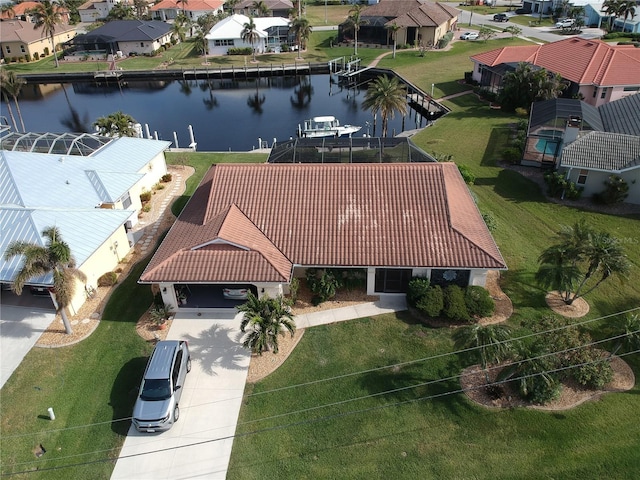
[[132, 340, 191, 433]]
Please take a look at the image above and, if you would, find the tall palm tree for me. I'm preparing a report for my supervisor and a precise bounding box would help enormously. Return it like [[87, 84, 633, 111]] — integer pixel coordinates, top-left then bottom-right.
[[619, 0, 636, 32], [386, 22, 401, 59], [94, 111, 137, 137], [31, 0, 64, 68], [171, 13, 189, 42], [454, 324, 513, 383], [362, 74, 408, 137], [346, 4, 366, 56], [290, 16, 312, 61], [252, 0, 270, 17], [0, 70, 26, 132], [177, 0, 188, 16], [241, 17, 260, 62], [238, 293, 295, 355], [4, 227, 86, 335], [601, 0, 621, 31]]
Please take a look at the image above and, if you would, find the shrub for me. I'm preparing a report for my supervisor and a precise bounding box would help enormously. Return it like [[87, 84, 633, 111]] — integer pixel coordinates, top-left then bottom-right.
[[457, 164, 475, 185], [142, 204, 151, 212], [443, 285, 470, 322], [573, 350, 614, 389], [228, 47, 253, 55], [514, 107, 528, 117], [154, 182, 165, 190], [481, 211, 497, 232], [527, 375, 562, 404], [161, 173, 172, 182], [464, 286, 495, 317], [543, 171, 581, 200], [289, 277, 300, 303], [407, 277, 430, 307], [502, 147, 521, 164], [594, 174, 628, 204], [306, 268, 340, 305], [149, 303, 174, 325], [416, 285, 444, 317], [140, 190, 152, 203], [97, 271, 118, 287]]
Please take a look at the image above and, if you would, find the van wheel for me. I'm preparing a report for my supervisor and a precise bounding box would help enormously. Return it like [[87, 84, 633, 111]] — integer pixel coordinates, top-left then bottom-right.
[[186, 357, 192, 372], [174, 405, 180, 422]]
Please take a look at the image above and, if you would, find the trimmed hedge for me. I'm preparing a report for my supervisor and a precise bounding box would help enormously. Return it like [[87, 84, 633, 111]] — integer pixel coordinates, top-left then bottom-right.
[[443, 285, 470, 322], [228, 47, 253, 55]]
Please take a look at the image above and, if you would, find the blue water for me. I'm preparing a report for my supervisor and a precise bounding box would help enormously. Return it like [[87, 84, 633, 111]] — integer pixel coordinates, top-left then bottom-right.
[[8, 74, 429, 151], [535, 138, 559, 155]]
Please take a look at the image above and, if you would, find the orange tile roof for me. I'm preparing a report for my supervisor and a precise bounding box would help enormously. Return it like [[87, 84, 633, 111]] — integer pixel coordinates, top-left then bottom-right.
[[0, 2, 42, 19], [471, 37, 640, 87], [150, 0, 224, 11], [140, 163, 506, 284]]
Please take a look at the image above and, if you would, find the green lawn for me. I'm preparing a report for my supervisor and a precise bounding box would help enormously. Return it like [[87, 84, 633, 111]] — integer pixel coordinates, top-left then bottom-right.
[[1, 26, 639, 480]]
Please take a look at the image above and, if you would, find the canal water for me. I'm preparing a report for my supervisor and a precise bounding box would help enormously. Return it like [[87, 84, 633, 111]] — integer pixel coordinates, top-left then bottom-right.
[[5, 74, 430, 152]]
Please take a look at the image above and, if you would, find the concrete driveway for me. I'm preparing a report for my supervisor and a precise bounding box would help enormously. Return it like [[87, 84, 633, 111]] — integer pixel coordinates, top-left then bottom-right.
[[111, 311, 250, 480], [0, 301, 55, 388]]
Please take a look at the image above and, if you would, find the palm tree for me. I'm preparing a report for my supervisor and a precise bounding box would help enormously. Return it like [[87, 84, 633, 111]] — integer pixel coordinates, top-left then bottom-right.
[[94, 111, 138, 137], [362, 74, 408, 137], [253, 0, 270, 17], [241, 17, 260, 62], [177, 0, 188, 16], [238, 293, 295, 355], [536, 220, 630, 305], [194, 28, 209, 62], [0, 70, 26, 132], [346, 4, 366, 56], [31, 0, 64, 68], [106, 3, 135, 20], [610, 313, 640, 356], [601, 0, 621, 31], [386, 22, 401, 59], [290, 16, 312, 60], [171, 13, 189, 42], [454, 324, 513, 383], [619, 0, 636, 32], [4, 227, 86, 335]]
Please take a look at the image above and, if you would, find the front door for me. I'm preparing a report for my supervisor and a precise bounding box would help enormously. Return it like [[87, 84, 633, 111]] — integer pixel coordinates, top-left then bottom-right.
[[374, 269, 412, 293]]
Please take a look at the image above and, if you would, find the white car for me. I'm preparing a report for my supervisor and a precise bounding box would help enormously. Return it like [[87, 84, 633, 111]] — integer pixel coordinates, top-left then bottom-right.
[[555, 18, 575, 28], [223, 286, 249, 300], [460, 32, 479, 40]]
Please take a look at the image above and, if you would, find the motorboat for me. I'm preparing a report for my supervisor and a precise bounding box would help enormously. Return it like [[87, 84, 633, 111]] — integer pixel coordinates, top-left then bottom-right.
[[297, 116, 362, 138]]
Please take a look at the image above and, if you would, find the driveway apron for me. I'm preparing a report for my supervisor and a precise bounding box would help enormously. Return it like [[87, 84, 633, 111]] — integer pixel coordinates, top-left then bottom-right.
[[111, 311, 250, 480]]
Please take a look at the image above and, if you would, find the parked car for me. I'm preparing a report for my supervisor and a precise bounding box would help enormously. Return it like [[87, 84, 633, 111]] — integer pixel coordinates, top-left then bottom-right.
[[493, 13, 509, 22], [460, 32, 479, 40], [29, 286, 51, 296], [132, 340, 191, 433], [555, 18, 575, 28], [514, 7, 530, 14], [222, 286, 250, 300]]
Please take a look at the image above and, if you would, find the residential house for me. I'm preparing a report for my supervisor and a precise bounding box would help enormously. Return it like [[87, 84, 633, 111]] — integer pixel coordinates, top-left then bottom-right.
[[150, 0, 224, 23], [205, 14, 291, 55], [337, 0, 460, 48], [232, 0, 294, 18], [470, 37, 640, 107], [0, 133, 171, 314], [140, 163, 506, 311], [0, 2, 71, 23], [0, 19, 77, 62], [69, 20, 173, 56], [78, 0, 121, 22]]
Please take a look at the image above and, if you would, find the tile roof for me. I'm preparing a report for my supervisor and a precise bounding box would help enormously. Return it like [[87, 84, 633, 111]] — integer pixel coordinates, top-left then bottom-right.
[[561, 132, 640, 172], [599, 94, 640, 136], [150, 0, 224, 11], [0, 19, 76, 45], [0, 2, 41, 19], [233, 0, 293, 9], [76, 20, 172, 42], [471, 37, 640, 87], [141, 163, 506, 284], [388, 2, 460, 28], [361, 0, 426, 18]]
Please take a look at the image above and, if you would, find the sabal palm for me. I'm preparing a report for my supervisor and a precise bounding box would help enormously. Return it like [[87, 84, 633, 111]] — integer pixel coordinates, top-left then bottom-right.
[[386, 23, 401, 59], [362, 74, 408, 137], [31, 0, 64, 68], [238, 293, 295, 355], [346, 4, 365, 56], [94, 111, 137, 137], [601, 0, 621, 31], [242, 17, 260, 62], [454, 324, 513, 382], [4, 227, 86, 335], [253, 0, 270, 16], [290, 16, 312, 60], [619, 0, 636, 31], [0, 70, 26, 132]]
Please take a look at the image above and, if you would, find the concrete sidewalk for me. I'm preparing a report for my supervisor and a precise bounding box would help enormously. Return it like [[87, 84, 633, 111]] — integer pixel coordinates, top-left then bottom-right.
[[111, 296, 406, 479]]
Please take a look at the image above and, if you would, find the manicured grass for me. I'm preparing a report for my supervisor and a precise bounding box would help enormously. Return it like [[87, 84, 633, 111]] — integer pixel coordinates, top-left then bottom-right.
[[305, 4, 351, 26], [229, 314, 640, 479]]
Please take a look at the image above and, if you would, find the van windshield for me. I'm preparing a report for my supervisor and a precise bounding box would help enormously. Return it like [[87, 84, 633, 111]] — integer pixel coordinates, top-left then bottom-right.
[[140, 379, 171, 400]]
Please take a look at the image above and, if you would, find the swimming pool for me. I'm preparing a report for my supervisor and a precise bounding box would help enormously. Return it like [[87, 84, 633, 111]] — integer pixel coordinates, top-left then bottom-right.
[[535, 138, 560, 155]]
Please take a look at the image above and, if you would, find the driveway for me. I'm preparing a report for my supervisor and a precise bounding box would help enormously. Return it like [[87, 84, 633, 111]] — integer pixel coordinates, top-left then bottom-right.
[[0, 301, 55, 388], [111, 311, 250, 480]]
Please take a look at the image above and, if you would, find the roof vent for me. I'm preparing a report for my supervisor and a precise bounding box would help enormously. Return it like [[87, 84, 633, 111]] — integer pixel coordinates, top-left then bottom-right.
[[59, 156, 64, 162]]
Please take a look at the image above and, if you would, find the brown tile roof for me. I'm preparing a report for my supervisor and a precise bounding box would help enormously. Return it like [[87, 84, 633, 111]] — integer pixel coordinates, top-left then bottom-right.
[[471, 37, 640, 87], [388, 2, 460, 28], [141, 163, 506, 284], [150, 0, 224, 11], [362, 0, 426, 18], [0, 19, 76, 44]]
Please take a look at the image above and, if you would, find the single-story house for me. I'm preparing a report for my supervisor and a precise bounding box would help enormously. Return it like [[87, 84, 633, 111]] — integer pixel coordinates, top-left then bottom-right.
[[150, 0, 224, 23], [612, 9, 640, 33], [68, 20, 173, 56], [140, 163, 507, 311], [233, 0, 294, 18], [337, 0, 460, 48], [470, 37, 640, 107], [0, 19, 77, 63], [0, 133, 171, 313], [205, 14, 292, 55]]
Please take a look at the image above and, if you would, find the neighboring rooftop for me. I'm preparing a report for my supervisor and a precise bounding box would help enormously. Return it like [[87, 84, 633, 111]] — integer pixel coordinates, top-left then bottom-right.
[[561, 132, 640, 172]]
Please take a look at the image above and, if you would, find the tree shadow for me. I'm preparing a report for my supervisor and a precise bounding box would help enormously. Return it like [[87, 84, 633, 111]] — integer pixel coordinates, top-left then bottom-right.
[[183, 323, 249, 376], [110, 356, 148, 435], [493, 168, 547, 203]]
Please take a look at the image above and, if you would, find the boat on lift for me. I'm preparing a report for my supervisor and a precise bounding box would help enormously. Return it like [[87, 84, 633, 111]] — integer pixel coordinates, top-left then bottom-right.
[[297, 116, 362, 138]]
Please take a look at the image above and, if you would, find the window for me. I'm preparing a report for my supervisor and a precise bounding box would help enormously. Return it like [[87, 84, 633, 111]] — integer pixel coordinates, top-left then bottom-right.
[[577, 169, 588, 185], [5, 46, 10, 54], [430, 269, 470, 288], [214, 39, 235, 46], [623, 86, 640, 92], [20, 45, 25, 53], [374, 269, 412, 293], [600, 87, 608, 99], [121, 191, 132, 209], [140, 42, 144, 48]]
